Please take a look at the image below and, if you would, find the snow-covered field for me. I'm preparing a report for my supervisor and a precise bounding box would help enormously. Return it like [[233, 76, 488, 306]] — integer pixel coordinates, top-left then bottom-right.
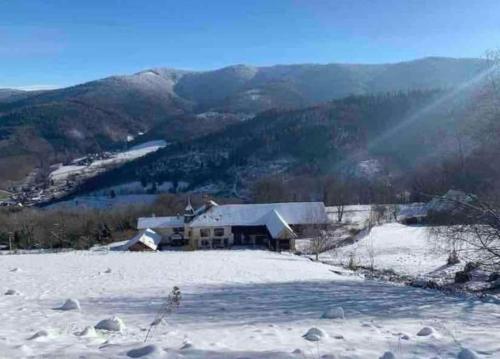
[[328, 223, 448, 277], [1, 250, 499, 358], [50, 140, 167, 182]]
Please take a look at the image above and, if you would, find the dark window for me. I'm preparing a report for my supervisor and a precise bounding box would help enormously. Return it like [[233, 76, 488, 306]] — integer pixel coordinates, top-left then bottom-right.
[[200, 228, 210, 237], [214, 228, 224, 237], [174, 227, 184, 233]]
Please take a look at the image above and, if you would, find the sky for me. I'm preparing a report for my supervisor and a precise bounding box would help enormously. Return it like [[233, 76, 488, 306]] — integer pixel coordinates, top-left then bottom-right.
[[1, 0, 500, 89]]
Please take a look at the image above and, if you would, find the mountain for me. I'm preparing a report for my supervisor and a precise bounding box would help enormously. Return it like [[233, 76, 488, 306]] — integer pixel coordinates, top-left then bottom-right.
[[78, 89, 472, 199], [0, 57, 489, 187], [0, 89, 38, 104], [174, 57, 487, 112]]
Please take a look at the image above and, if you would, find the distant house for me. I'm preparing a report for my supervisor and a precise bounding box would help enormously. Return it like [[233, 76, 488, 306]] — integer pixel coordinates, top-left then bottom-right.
[[397, 203, 428, 224], [135, 200, 328, 251]]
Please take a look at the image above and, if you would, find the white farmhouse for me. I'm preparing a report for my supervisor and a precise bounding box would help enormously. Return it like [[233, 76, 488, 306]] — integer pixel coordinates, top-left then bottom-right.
[[136, 199, 328, 251]]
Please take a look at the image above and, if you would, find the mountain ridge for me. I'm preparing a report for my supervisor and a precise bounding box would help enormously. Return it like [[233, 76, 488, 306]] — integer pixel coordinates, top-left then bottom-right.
[[0, 56, 490, 187]]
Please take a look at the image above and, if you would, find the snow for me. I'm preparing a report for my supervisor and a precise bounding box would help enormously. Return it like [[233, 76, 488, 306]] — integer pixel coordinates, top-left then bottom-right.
[[125, 229, 162, 251], [49, 140, 167, 182], [95, 316, 126, 332], [58, 298, 81, 311], [321, 307, 345, 320], [126, 344, 163, 358], [265, 209, 296, 239], [457, 348, 479, 359], [379, 352, 395, 359], [4, 288, 20, 295], [189, 202, 328, 227], [302, 327, 326, 341], [1, 250, 499, 358], [137, 216, 184, 230], [328, 223, 448, 277], [416, 326, 436, 336]]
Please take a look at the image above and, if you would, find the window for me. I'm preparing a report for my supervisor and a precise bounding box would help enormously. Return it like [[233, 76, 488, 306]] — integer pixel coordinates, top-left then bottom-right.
[[173, 227, 184, 234], [214, 227, 224, 237], [200, 228, 210, 237], [201, 240, 209, 247]]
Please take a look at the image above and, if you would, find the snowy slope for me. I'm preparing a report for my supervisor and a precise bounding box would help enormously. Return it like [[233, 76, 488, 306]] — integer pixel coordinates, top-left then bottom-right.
[[327, 223, 448, 277], [50, 140, 167, 182], [1, 250, 499, 358]]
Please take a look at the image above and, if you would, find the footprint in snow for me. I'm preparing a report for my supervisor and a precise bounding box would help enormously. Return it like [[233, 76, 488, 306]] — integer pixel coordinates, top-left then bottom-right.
[[457, 348, 479, 359], [27, 330, 50, 341], [417, 326, 436, 337], [379, 352, 396, 359], [180, 340, 193, 350], [76, 326, 97, 338], [127, 344, 163, 358], [4, 289, 21, 296]]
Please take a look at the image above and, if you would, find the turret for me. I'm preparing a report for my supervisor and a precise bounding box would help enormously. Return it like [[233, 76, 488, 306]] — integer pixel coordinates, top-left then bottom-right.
[[184, 196, 195, 223]]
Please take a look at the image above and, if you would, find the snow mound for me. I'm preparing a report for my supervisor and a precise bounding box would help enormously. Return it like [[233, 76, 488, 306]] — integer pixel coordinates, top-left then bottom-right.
[[10, 267, 22, 272], [399, 333, 410, 340], [379, 352, 396, 359], [321, 307, 344, 319], [180, 340, 194, 350], [303, 327, 326, 341], [457, 348, 479, 359], [4, 289, 20, 295], [95, 316, 125, 332], [321, 355, 337, 359], [127, 344, 163, 358], [417, 326, 435, 336], [292, 348, 304, 355], [104, 268, 112, 273], [58, 298, 81, 311], [77, 326, 97, 337], [28, 330, 50, 341]]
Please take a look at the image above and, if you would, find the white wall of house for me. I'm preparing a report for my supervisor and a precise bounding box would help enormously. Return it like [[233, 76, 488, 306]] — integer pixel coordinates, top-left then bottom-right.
[[190, 226, 234, 249]]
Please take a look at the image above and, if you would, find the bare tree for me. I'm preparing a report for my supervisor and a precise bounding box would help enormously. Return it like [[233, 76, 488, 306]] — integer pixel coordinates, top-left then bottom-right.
[[370, 204, 387, 226], [323, 176, 349, 222], [429, 194, 500, 270], [307, 226, 331, 261], [304, 209, 345, 261]]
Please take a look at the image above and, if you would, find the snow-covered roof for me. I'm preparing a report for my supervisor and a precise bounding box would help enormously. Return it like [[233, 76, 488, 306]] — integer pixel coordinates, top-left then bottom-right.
[[125, 228, 162, 250], [397, 203, 428, 220], [265, 209, 296, 239], [189, 202, 328, 227], [137, 216, 184, 229]]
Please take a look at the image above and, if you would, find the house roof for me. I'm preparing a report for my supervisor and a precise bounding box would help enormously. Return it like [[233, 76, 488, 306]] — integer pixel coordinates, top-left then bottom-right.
[[137, 216, 184, 229], [265, 209, 297, 239], [189, 202, 328, 227], [125, 228, 162, 250]]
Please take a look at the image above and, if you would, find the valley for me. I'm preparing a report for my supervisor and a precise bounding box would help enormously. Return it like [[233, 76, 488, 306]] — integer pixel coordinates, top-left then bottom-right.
[[0, 57, 490, 205]]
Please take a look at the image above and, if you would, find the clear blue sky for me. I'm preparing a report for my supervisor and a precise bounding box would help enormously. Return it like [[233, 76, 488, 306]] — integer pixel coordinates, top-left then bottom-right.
[[1, 0, 499, 89]]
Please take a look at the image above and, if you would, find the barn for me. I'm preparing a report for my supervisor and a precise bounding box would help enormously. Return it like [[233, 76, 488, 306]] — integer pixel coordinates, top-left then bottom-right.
[[133, 200, 329, 251]]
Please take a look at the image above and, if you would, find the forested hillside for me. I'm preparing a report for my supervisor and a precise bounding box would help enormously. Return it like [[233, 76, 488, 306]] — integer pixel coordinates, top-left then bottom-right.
[[0, 57, 488, 188]]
